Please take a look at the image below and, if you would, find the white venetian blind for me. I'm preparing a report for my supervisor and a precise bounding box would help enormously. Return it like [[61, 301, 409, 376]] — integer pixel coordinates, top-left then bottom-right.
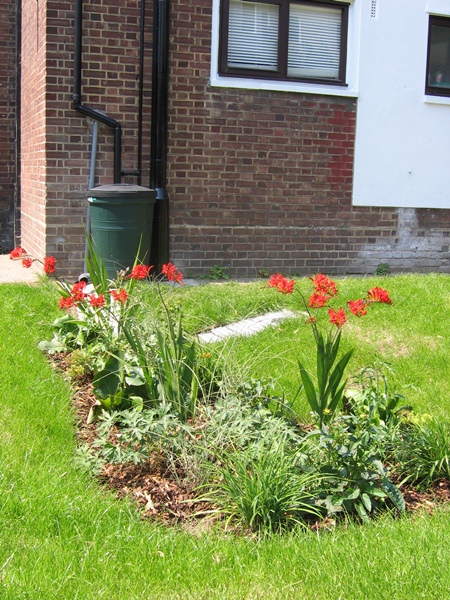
[[227, 1, 279, 71], [288, 4, 342, 80]]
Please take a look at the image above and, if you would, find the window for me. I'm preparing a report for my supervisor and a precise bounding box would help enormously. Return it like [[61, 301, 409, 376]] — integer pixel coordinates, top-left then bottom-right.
[[426, 15, 450, 97], [219, 0, 349, 85]]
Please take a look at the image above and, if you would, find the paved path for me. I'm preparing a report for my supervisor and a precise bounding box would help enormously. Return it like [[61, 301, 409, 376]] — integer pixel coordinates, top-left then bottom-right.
[[198, 309, 296, 343], [0, 254, 42, 284]]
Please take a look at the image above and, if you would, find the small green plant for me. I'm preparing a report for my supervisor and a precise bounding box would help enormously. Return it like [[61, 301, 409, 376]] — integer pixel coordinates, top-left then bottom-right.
[[345, 363, 412, 430], [307, 413, 405, 522], [208, 265, 229, 281], [375, 263, 390, 276], [395, 418, 450, 489], [199, 442, 323, 533]]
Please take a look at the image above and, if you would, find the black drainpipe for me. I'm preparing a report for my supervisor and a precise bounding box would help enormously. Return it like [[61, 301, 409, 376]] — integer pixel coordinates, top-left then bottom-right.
[[150, 0, 170, 267], [73, 0, 122, 183], [14, 0, 22, 247]]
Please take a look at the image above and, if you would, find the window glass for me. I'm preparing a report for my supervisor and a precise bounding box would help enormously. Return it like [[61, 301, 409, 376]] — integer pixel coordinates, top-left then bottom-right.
[[288, 4, 342, 80], [426, 16, 450, 96], [228, 1, 279, 71]]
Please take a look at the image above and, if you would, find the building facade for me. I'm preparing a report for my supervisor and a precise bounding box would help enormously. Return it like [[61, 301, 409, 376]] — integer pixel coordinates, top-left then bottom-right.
[[3, 0, 450, 277]]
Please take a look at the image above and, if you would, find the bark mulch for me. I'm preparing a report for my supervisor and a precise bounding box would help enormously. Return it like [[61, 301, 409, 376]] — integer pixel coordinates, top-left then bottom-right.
[[52, 353, 450, 528]]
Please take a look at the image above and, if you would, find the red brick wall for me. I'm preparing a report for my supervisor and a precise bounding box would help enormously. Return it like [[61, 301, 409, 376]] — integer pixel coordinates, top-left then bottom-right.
[[20, 0, 152, 275], [166, 0, 450, 276], [0, 0, 17, 251], [17, 0, 450, 276], [20, 0, 48, 261]]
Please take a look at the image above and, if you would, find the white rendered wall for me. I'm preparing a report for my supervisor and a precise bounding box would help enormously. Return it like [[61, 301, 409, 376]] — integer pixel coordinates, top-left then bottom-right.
[[352, 0, 450, 208]]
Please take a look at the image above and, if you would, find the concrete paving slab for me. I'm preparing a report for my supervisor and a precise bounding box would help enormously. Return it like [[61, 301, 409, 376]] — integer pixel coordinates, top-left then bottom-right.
[[198, 309, 297, 343], [0, 254, 42, 284]]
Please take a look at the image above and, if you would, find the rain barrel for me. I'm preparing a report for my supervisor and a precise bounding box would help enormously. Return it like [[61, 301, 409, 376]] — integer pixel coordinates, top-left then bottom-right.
[[87, 184, 156, 278]]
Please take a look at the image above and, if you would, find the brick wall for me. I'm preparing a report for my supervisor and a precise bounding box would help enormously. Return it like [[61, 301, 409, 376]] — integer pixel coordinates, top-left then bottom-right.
[[20, 0, 152, 275], [0, 0, 17, 252], [17, 0, 450, 277], [166, 0, 450, 276]]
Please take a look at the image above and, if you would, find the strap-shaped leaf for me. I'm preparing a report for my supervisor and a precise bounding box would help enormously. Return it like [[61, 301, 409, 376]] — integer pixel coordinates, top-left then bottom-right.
[[297, 359, 319, 414]]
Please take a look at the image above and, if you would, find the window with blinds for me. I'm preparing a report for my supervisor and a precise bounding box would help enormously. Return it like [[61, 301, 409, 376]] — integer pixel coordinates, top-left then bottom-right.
[[219, 0, 348, 84]]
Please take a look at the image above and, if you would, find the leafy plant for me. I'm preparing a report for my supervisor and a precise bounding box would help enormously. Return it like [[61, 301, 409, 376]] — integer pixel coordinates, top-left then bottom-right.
[[394, 418, 450, 489], [375, 263, 390, 276], [208, 265, 229, 281], [199, 442, 323, 533], [345, 363, 412, 430], [307, 413, 405, 522]]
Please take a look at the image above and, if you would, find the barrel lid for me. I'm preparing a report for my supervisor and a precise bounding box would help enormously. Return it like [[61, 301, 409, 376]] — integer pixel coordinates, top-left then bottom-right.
[[87, 184, 156, 198]]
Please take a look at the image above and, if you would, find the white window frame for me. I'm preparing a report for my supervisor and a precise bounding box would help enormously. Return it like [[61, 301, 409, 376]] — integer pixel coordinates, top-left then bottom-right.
[[210, 0, 360, 97]]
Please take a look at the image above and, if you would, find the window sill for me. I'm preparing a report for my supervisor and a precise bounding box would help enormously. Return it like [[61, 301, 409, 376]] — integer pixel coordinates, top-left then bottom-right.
[[210, 74, 359, 98], [424, 94, 450, 105]]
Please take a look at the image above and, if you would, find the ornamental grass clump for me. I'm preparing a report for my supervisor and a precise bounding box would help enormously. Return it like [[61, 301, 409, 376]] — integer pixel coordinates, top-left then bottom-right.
[[267, 273, 393, 424]]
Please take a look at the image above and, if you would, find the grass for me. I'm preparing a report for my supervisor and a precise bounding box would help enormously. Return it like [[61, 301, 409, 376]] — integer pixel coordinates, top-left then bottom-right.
[[2, 275, 450, 598]]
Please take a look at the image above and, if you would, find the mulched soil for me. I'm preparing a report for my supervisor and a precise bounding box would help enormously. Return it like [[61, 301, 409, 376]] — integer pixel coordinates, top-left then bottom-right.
[[51, 352, 450, 529]]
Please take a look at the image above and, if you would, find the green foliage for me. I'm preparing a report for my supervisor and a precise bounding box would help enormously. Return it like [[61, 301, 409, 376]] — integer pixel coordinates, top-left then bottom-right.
[[155, 312, 199, 423], [306, 414, 405, 522], [345, 363, 412, 430], [395, 418, 450, 489], [208, 265, 230, 281], [375, 263, 390, 276], [297, 330, 353, 424], [199, 443, 323, 532]]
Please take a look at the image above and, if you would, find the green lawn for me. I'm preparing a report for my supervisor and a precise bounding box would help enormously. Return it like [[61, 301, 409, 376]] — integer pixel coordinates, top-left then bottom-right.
[[2, 276, 450, 599]]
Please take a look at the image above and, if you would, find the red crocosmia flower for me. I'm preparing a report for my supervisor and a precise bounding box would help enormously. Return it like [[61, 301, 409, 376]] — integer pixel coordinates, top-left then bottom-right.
[[110, 288, 128, 303], [328, 307, 347, 328], [347, 299, 368, 317], [10, 247, 27, 259], [308, 292, 329, 308], [22, 258, 33, 268], [70, 281, 87, 302], [59, 296, 76, 310], [162, 262, 184, 285], [129, 264, 152, 280], [305, 316, 317, 324], [268, 273, 284, 288], [90, 294, 105, 308], [44, 256, 56, 274], [267, 273, 295, 294], [278, 277, 295, 294], [367, 287, 392, 304], [309, 274, 338, 297]]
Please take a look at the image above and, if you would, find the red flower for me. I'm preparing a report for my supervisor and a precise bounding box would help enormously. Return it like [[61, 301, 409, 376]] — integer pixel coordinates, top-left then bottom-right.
[[328, 307, 347, 328], [10, 247, 27, 259], [110, 288, 128, 303], [90, 294, 105, 308], [309, 274, 338, 297], [308, 292, 329, 308], [22, 258, 33, 269], [367, 287, 392, 304], [162, 262, 184, 285], [347, 299, 368, 317], [268, 273, 285, 288], [129, 264, 152, 280], [44, 256, 56, 274], [70, 281, 87, 302], [59, 296, 76, 310], [267, 273, 295, 294]]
